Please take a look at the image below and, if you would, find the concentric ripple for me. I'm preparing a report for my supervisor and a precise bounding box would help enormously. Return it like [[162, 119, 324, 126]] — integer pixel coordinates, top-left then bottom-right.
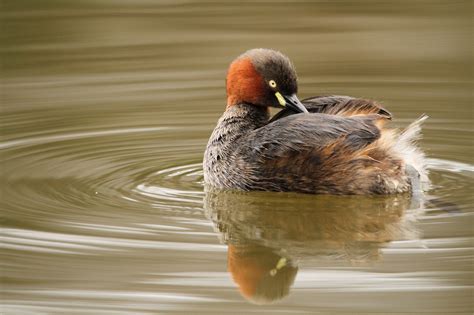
[[2, 121, 473, 314], [2, 123, 472, 242], [424, 158, 474, 212], [3, 127, 205, 207], [2, 122, 473, 221], [1, 125, 216, 257]]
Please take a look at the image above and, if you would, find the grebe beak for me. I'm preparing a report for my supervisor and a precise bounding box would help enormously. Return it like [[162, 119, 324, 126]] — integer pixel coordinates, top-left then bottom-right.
[[283, 94, 309, 114]]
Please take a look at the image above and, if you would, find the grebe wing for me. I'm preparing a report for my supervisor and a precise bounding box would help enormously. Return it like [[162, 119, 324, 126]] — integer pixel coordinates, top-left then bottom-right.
[[269, 95, 392, 123], [245, 113, 382, 159], [238, 113, 386, 193]]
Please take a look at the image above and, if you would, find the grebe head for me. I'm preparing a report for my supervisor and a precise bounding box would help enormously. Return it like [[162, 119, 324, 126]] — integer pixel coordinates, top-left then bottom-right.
[[226, 48, 308, 113]]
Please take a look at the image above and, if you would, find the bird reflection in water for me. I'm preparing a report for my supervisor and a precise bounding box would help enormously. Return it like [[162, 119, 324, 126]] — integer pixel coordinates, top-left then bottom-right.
[[204, 189, 422, 304]]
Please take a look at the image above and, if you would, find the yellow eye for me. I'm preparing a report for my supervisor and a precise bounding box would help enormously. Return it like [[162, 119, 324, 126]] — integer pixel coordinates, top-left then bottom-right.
[[269, 80, 277, 88]]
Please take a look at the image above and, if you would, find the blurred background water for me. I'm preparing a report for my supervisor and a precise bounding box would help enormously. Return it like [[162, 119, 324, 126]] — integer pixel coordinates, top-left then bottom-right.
[[1, 0, 473, 314]]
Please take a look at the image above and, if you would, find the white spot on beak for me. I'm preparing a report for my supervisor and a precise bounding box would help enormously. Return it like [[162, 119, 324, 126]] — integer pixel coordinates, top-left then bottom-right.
[[269, 257, 287, 276]]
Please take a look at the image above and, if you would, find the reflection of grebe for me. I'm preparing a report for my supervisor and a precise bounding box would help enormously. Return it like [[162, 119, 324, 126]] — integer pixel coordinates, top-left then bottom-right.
[[204, 189, 420, 304], [203, 48, 428, 195], [227, 244, 297, 305]]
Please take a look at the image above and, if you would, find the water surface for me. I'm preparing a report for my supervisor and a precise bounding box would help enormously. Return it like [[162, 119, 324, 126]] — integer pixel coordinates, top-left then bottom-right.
[[1, 1, 473, 314]]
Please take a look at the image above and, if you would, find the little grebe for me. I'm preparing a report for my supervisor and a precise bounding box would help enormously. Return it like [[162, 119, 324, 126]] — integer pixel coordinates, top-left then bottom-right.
[[203, 48, 428, 195]]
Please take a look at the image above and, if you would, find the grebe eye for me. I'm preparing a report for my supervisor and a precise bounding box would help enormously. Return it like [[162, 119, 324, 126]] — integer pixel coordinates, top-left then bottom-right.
[[269, 80, 277, 88]]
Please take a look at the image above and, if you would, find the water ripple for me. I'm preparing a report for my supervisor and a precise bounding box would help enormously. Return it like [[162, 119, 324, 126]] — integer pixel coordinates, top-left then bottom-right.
[[1, 110, 473, 314]]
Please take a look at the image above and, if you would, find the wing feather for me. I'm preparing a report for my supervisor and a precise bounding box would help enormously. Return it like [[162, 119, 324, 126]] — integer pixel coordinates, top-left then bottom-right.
[[269, 95, 392, 123], [235, 113, 387, 193]]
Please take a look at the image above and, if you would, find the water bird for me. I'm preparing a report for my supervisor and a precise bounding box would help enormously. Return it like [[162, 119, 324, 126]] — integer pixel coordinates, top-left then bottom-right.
[[203, 48, 428, 195]]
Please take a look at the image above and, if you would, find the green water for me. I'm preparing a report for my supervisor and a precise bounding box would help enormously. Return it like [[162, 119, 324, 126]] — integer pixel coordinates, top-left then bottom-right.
[[1, 1, 473, 314]]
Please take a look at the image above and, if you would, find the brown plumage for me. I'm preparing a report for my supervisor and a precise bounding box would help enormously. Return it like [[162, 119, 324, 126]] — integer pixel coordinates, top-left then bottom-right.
[[203, 48, 428, 195]]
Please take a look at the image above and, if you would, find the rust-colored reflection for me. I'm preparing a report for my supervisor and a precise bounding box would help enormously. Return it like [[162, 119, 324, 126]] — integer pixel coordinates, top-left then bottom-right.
[[204, 189, 420, 304], [227, 244, 298, 305]]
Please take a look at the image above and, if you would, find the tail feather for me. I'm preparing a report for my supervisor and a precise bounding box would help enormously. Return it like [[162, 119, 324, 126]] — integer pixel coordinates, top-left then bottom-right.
[[395, 114, 430, 191], [398, 114, 428, 145]]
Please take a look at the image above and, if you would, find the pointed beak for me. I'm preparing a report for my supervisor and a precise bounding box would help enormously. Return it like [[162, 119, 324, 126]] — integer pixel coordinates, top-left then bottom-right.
[[283, 94, 308, 114]]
